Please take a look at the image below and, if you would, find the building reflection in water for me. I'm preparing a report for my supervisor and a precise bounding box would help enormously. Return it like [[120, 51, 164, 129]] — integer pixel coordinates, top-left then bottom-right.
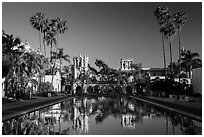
[[121, 114, 137, 128], [72, 98, 89, 134], [2, 96, 202, 135]]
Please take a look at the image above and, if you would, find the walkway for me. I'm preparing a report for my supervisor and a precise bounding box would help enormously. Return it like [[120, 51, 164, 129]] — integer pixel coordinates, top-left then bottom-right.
[[2, 95, 73, 122]]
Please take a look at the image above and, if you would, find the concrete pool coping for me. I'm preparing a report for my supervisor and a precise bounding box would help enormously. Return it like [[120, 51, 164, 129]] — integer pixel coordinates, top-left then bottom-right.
[[2, 95, 202, 123], [131, 96, 202, 122], [2, 95, 75, 122]]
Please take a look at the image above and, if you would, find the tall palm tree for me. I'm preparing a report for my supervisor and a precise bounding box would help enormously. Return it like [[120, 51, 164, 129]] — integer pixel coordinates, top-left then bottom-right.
[[51, 48, 70, 85], [49, 17, 69, 83], [162, 16, 176, 81], [173, 11, 188, 83], [42, 18, 49, 56], [154, 6, 170, 79], [49, 17, 69, 53], [44, 30, 57, 63], [30, 12, 48, 55], [180, 49, 202, 79]]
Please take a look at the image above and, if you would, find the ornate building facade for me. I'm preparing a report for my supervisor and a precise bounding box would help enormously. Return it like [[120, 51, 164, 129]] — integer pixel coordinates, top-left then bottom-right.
[[73, 54, 89, 79], [120, 59, 133, 71]]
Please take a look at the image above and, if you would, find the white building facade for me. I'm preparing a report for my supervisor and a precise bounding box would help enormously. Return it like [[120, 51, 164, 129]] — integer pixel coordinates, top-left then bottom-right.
[[73, 54, 89, 79], [120, 59, 134, 71], [43, 72, 61, 92]]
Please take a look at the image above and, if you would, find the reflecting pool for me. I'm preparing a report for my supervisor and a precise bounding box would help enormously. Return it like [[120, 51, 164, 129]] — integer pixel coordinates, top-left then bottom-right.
[[2, 96, 202, 135]]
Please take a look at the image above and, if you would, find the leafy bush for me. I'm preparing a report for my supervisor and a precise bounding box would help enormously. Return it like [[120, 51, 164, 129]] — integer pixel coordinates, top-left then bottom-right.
[[150, 78, 194, 97], [39, 82, 54, 97], [189, 93, 201, 97], [126, 86, 133, 95], [76, 86, 83, 95]]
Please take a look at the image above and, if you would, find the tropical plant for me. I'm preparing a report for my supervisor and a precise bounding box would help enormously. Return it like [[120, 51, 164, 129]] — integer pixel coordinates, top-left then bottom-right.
[[44, 30, 57, 62], [2, 30, 21, 78], [48, 17, 69, 84], [42, 19, 50, 57], [162, 16, 177, 81], [154, 6, 170, 78], [39, 82, 54, 96], [51, 48, 70, 85], [2, 31, 49, 99], [167, 62, 179, 78], [2, 31, 27, 99], [49, 17, 68, 59], [30, 12, 48, 55], [173, 11, 188, 83], [61, 65, 74, 91], [130, 62, 142, 82], [180, 49, 202, 78]]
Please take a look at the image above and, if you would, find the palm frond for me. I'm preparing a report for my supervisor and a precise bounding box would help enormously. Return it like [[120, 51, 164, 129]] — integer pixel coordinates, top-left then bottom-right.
[[191, 52, 199, 58]]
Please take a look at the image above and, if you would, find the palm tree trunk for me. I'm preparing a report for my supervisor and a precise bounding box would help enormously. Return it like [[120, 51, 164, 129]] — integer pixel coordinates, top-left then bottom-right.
[[189, 66, 191, 79], [162, 33, 167, 79], [169, 40, 173, 81], [60, 58, 62, 92], [50, 43, 53, 62], [178, 31, 181, 83], [4, 77, 8, 97], [38, 73, 41, 94], [39, 28, 42, 54], [38, 28, 42, 94], [43, 32, 46, 56], [51, 33, 59, 85]]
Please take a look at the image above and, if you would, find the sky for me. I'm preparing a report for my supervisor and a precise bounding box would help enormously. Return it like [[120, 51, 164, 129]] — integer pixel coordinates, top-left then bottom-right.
[[2, 2, 202, 69]]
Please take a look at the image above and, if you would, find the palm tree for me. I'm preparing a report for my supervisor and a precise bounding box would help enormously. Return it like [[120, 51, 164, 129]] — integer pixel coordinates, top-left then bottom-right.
[[2, 31, 50, 99], [49, 17, 69, 53], [49, 17, 69, 81], [51, 48, 70, 86], [13, 52, 30, 100], [15, 45, 48, 98], [30, 12, 48, 55], [154, 6, 170, 79], [2, 31, 22, 97], [173, 11, 188, 83], [168, 62, 179, 78], [42, 19, 49, 56], [180, 49, 202, 79], [44, 30, 57, 63], [161, 15, 176, 81], [131, 62, 142, 82], [2, 30, 21, 78], [62, 66, 70, 89]]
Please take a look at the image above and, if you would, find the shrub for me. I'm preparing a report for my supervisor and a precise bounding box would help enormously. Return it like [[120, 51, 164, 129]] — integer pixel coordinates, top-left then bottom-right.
[[76, 86, 83, 95], [39, 82, 54, 97], [190, 93, 201, 97], [126, 86, 133, 95]]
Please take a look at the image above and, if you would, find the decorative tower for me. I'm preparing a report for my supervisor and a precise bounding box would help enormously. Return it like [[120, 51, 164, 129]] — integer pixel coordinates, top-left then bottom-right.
[[73, 54, 89, 79], [120, 58, 133, 71]]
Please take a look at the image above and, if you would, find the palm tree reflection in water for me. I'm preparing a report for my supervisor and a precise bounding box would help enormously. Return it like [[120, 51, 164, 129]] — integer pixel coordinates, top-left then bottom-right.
[[2, 96, 202, 135]]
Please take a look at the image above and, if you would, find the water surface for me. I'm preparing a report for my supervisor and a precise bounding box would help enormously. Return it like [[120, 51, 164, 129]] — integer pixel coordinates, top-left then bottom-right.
[[2, 96, 202, 135]]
